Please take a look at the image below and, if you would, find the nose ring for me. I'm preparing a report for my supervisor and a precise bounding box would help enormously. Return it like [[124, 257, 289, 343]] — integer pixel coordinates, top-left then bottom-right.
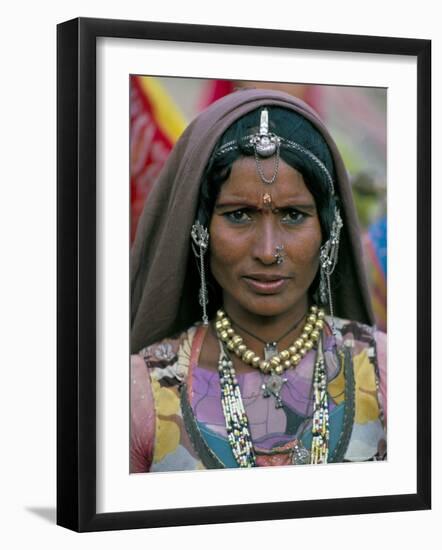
[[274, 245, 285, 265]]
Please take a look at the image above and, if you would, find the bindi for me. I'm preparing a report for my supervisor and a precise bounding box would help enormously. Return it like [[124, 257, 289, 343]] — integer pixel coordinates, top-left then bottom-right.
[[262, 192, 273, 209]]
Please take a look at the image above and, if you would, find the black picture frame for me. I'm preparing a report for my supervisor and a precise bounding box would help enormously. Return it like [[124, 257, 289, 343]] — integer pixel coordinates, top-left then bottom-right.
[[57, 17, 431, 532]]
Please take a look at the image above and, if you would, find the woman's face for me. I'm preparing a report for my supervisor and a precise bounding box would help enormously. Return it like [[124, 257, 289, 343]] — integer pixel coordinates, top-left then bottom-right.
[[209, 156, 322, 321]]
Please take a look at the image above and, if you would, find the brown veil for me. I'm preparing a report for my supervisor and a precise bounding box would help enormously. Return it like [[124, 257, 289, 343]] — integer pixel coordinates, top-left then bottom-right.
[[130, 88, 374, 353]]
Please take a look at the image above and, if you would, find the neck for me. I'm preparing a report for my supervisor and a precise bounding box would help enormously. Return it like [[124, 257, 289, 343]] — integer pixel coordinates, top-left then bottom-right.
[[221, 295, 311, 353]]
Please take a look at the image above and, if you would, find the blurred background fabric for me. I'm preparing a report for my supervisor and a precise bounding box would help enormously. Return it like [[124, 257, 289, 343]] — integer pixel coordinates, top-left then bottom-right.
[[130, 76, 387, 331], [130, 77, 187, 242]]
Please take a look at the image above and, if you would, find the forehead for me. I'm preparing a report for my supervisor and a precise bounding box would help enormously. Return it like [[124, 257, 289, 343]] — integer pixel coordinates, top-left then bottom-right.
[[217, 156, 314, 203]]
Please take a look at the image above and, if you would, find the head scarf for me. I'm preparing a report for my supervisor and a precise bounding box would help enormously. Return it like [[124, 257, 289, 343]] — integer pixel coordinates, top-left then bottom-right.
[[130, 88, 374, 353]]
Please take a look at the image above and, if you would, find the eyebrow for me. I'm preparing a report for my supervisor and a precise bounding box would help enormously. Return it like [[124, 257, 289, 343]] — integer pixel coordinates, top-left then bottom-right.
[[214, 201, 317, 212], [215, 201, 257, 210]]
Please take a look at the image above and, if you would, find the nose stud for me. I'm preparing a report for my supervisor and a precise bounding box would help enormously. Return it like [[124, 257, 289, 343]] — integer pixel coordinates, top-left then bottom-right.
[[274, 245, 285, 265]]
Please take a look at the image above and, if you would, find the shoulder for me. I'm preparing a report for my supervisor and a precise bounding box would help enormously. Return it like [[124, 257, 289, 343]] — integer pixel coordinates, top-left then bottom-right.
[[137, 325, 198, 365], [329, 316, 387, 375], [331, 316, 382, 339], [132, 324, 201, 384], [329, 316, 386, 352], [330, 316, 387, 422], [129, 325, 200, 473]]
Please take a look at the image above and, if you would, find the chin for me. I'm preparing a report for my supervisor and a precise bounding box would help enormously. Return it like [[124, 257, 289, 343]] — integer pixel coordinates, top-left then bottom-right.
[[241, 295, 300, 318]]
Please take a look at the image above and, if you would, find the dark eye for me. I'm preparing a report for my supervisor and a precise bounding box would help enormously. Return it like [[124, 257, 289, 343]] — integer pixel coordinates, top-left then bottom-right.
[[224, 210, 252, 224], [281, 209, 305, 225]]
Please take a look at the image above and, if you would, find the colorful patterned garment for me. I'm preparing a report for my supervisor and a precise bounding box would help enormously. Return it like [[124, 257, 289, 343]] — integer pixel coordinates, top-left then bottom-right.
[[130, 317, 387, 473]]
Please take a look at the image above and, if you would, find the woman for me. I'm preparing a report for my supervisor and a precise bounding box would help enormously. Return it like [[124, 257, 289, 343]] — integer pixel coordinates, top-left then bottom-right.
[[130, 88, 387, 472]]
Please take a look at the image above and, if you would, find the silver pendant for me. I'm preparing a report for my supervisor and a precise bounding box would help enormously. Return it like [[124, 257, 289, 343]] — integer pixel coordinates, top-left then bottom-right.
[[262, 373, 287, 408], [251, 109, 280, 157], [290, 441, 310, 465], [264, 341, 278, 360]]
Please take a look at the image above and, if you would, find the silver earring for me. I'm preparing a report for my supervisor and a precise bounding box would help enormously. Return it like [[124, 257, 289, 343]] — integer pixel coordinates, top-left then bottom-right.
[[191, 221, 210, 325], [274, 245, 285, 265], [319, 207, 343, 334], [249, 108, 281, 184]]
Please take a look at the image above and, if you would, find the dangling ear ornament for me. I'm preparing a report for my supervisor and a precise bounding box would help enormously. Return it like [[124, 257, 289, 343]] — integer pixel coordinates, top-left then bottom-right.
[[319, 207, 343, 334], [191, 221, 210, 325], [250, 108, 281, 184]]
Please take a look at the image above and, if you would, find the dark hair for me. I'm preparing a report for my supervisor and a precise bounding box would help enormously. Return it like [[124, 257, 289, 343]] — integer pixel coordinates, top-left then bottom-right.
[[191, 106, 340, 318], [197, 106, 339, 241]]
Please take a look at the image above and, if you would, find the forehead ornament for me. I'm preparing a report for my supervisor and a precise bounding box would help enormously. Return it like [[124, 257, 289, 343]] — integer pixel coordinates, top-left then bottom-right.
[[250, 108, 280, 158], [250, 108, 281, 185], [214, 107, 335, 194]]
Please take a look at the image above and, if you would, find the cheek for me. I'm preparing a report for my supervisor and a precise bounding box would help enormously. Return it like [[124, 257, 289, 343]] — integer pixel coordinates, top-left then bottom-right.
[[208, 221, 241, 279], [301, 239, 321, 264], [289, 225, 322, 268]]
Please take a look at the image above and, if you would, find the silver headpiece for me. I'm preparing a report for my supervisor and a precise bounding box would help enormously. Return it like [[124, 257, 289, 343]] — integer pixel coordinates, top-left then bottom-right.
[[248, 108, 281, 184], [215, 107, 335, 194], [250, 108, 280, 158]]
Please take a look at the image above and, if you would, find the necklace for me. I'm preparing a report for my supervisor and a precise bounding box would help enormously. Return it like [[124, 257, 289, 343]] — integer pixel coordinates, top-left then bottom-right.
[[228, 311, 306, 361], [215, 305, 325, 375], [215, 305, 325, 407], [217, 346, 256, 467], [217, 335, 329, 467]]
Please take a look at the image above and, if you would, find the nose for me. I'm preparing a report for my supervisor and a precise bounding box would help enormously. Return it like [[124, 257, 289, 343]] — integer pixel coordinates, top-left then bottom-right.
[[252, 217, 281, 266]]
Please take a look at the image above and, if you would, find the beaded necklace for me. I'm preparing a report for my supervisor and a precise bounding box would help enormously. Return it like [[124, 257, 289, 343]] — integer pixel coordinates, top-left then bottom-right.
[[215, 306, 329, 467], [215, 305, 325, 372], [215, 305, 325, 408]]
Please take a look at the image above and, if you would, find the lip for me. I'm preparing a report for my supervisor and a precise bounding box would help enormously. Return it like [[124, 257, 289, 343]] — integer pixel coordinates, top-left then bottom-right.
[[242, 274, 291, 294]]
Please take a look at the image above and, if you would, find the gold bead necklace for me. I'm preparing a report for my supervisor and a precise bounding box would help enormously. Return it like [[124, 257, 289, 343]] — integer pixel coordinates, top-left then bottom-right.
[[214, 304, 325, 376], [215, 305, 330, 461]]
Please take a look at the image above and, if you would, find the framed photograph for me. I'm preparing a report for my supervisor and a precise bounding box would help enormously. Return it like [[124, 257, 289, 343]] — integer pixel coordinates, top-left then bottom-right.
[[57, 17, 431, 532]]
